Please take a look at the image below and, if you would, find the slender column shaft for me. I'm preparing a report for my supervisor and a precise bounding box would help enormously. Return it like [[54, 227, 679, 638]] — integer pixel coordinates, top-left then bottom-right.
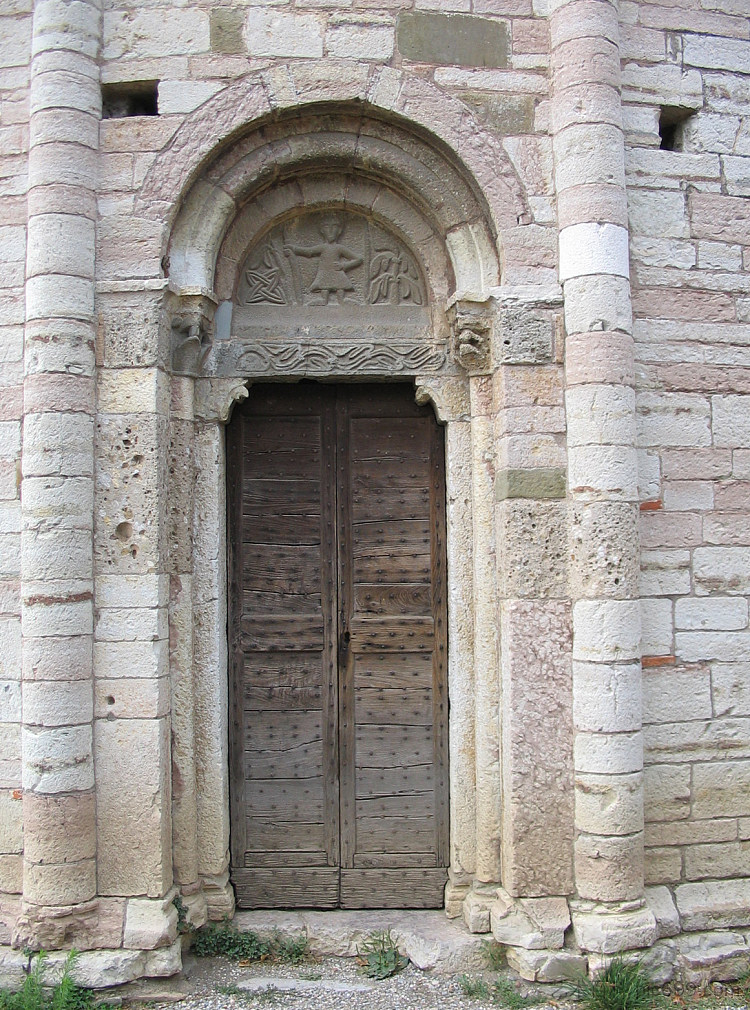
[[169, 378, 201, 893], [19, 0, 101, 931], [470, 377, 502, 882], [551, 0, 645, 903]]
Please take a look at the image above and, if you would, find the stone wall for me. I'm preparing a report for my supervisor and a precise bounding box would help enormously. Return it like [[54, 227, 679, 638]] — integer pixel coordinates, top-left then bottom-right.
[[0, 0, 749, 989], [621, 16, 750, 890]]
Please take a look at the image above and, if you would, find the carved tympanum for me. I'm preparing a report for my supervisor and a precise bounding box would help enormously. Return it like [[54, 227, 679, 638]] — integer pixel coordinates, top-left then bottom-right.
[[237, 212, 425, 309]]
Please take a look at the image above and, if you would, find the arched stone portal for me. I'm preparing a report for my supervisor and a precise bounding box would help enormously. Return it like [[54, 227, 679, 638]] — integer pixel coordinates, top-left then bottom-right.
[[127, 66, 572, 929]]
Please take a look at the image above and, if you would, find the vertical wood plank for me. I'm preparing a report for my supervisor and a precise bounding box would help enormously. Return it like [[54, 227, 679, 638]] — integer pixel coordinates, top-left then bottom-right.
[[321, 389, 340, 873], [337, 388, 356, 869], [430, 413, 450, 865]]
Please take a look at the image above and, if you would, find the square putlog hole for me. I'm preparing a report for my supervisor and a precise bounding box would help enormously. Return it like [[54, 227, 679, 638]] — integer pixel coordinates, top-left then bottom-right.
[[102, 81, 159, 119], [658, 106, 696, 151]]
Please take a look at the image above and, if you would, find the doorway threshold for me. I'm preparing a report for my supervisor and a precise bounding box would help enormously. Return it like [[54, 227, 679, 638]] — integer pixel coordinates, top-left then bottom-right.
[[232, 909, 489, 973]]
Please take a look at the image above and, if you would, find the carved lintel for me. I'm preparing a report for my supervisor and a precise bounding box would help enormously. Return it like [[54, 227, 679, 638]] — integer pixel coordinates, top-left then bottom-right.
[[205, 338, 453, 378], [169, 291, 217, 377], [448, 298, 494, 376], [195, 377, 250, 423]]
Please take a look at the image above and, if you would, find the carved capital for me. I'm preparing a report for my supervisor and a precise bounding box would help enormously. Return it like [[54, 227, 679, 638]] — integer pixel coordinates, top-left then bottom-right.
[[449, 298, 494, 375], [415, 376, 470, 423], [195, 378, 250, 423], [169, 291, 217, 377]]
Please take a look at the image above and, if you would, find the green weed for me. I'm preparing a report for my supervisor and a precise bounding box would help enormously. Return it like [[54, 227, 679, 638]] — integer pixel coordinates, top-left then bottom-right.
[[192, 921, 273, 961], [459, 975, 491, 999], [565, 957, 656, 1010], [172, 894, 190, 936], [273, 934, 309, 965], [0, 951, 95, 1010], [356, 930, 408, 980], [482, 940, 506, 971], [193, 921, 311, 966]]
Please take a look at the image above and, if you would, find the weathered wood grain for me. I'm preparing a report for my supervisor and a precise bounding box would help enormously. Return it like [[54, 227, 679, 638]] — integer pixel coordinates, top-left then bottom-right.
[[234, 868, 340, 909], [354, 687, 433, 725], [230, 384, 448, 908], [245, 819, 326, 852], [355, 724, 434, 767], [340, 868, 447, 908], [353, 583, 432, 615]]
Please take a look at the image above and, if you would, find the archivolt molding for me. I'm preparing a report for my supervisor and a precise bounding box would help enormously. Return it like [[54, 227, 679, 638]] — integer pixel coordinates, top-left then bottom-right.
[[165, 115, 502, 301], [141, 63, 535, 392], [138, 63, 527, 311], [139, 61, 528, 243]]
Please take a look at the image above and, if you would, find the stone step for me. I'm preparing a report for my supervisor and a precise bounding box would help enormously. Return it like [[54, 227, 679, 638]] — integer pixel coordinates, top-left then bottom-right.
[[232, 909, 490, 973]]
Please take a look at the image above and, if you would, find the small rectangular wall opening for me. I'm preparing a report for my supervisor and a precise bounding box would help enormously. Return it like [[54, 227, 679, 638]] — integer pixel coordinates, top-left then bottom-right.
[[658, 106, 695, 151], [102, 81, 159, 119]]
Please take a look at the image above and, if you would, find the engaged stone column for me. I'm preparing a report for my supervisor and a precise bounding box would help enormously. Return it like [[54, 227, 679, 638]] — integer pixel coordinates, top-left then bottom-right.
[[17, 0, 101, 942], [450, 309, 502, 885], [192, 374, 240, 921], [550, 0, 652, 943]]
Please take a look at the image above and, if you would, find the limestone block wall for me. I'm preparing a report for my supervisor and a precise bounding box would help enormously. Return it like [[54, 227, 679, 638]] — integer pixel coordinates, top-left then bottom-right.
[[0, 0, 749, 989], [621, 2, 750, 891]]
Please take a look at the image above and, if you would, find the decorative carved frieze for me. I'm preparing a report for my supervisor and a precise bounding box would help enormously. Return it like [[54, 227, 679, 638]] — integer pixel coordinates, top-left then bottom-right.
[[207, 338, 453, 379]]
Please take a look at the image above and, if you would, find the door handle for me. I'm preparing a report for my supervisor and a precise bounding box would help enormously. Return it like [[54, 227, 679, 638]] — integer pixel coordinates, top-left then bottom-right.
[[342, 630, 351, 644]]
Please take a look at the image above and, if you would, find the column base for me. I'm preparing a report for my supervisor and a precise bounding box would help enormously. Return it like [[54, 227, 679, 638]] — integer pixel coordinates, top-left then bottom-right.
[[0, 939, 182, 990], [179, 887, 208, 931], [201, 872, 235, 921], [12, 898, 125, 952], [570, 898, 657, 954], [444, 876, 470, 918], [124, 889, 179, 950]]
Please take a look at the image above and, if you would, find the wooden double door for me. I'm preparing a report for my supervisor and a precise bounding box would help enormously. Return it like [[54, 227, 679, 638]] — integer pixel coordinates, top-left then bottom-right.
[[228, 383, 449, 908]]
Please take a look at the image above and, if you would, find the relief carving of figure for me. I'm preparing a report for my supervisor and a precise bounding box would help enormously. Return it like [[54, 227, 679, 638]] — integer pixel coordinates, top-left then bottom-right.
[[284, 217, 363, 305]]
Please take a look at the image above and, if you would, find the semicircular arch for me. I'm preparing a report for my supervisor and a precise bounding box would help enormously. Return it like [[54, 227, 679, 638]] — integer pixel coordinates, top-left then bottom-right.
[[140, 62, 527, 299]]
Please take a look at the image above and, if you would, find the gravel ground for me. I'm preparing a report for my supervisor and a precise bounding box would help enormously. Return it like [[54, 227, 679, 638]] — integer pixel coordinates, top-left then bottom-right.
[[129, 953, 571, 1010]]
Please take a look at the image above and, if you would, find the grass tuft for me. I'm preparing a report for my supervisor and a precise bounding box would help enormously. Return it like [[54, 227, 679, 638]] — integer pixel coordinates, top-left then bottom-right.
[[459, 975, 491, 999], [274, 934, 309, 965], [491, 976, 545, 1009], [482, 941, 506, 971], [565, 957, 656, 1010]]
